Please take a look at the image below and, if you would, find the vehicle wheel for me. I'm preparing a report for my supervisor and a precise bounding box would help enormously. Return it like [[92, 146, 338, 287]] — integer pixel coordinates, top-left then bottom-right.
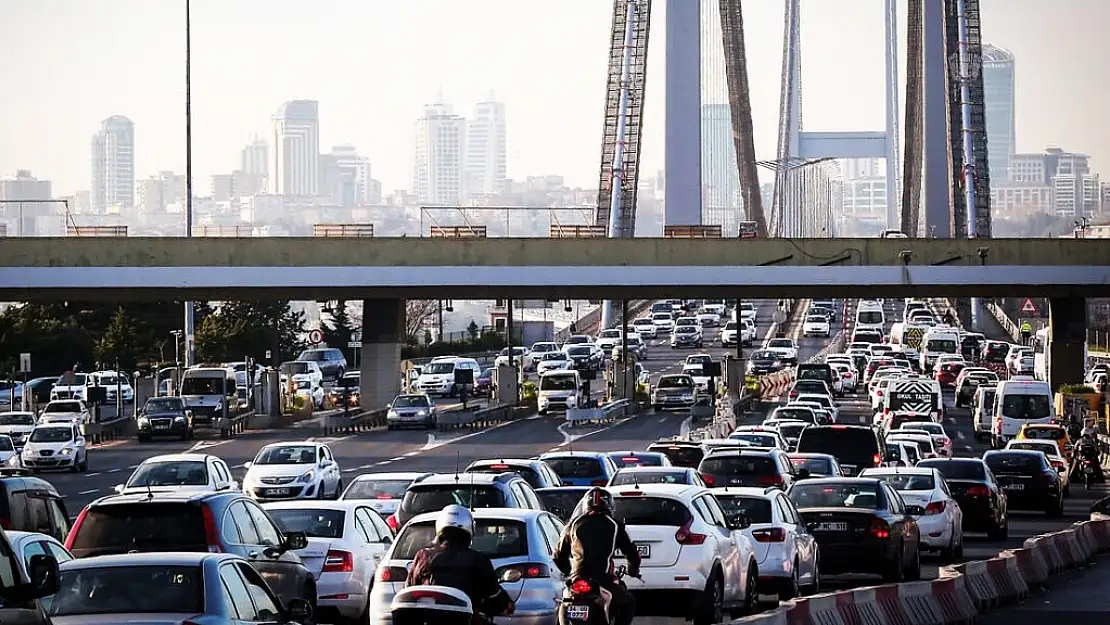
[[939, 534, 956, 562], [779, 561, 799, 602], [987, 519, 1008, 540], [905, 542, 922, 580], [882, 545, 905, 583], [333, 480, 343, 499], [954, 531, 964, 559], [79, 455, 88, 473], [303, 583, 318, 625], [802, 556, 820, 596], [694, 572, 724, 625]]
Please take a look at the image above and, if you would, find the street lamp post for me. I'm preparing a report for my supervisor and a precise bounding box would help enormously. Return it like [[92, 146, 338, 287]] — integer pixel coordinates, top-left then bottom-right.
[[183, 0, 196, 367]]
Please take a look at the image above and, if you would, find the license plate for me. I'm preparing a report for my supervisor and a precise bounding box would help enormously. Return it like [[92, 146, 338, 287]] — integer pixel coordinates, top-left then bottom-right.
[[566, 605, 590, 620], [817, 522, 849, 532], [269, 488, 290, 495], [636, 543, 651, 558], [1003, 483, 1024, 491], [154, 425, 169, 430]]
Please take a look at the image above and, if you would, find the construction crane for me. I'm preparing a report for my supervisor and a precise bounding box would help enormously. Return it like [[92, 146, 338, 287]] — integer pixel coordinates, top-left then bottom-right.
[[718, 0, 767, 238], [594, 0, 652, 238]]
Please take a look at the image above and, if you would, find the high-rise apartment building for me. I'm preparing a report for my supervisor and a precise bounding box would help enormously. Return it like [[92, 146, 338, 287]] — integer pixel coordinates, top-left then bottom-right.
[[465, 96, 507, 196], [324, 145, 373, 207], [981, 45, 1016, 184], [272, 101, 320, 196], [90, 115, 135, 214], [0, 170, 53, 236], [136, 171, 187, 215], [413, 103, 466, 205]]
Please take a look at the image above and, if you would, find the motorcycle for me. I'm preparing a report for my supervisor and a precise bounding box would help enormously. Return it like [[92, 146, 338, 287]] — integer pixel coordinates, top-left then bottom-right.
[[558, 565, 637, 625], [1081, 458, 1099, 490]]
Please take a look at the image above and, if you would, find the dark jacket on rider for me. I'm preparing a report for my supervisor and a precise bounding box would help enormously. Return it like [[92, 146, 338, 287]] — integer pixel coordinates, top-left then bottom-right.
[[407, 528, 512, 615], [554, 510, 642, 580]]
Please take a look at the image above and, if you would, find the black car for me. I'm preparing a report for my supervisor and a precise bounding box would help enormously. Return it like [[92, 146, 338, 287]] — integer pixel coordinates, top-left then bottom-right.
[[982, 450, 1063, 517], [797, 364, 839, 397], [788, 477, 923, 582], [787, 453, 843, 478], [535, 486, 591, 521], [795, 425, 887, 476], [917, 458, 1008, 538], [565, 345, 601, 371], [0, 469, 70, 540], [646, 440, 705, 468], [24, 377, 57, 405], [137, 396, 195, 442], [748, 350, 784, 375], [698, 449, 800, 490]]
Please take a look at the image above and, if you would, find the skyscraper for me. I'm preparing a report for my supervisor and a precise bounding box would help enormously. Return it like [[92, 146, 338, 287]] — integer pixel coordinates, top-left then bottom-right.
[[272, 101, 320, 196], [90, 115, 135, 214], [413, 102, 466, 205], [981, 45, 1016, 183], [241, 136, 268, 180], [466, 95, 507, 196], [326, 145, 373, 207]]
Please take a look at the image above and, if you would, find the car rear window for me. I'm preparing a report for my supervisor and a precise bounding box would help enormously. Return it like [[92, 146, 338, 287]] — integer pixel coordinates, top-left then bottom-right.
[[392, 519, 528, 560], [789, 482, 882, 509], [789, 456, 834, 475], [400, 486, 506, 517], [798, 367, 832, 382], [610, 470, 689, 486], [796, 428, 880, 463], [68, 503, 208, 558], [917, 460, 985, 481], [794, 380, 827, 393], [268, 508, 345, 539], [613, 496, 691, 527], [775, 409, 816, 423], [986, 453, 1044, 474], [729, 433, 779, 447], [1021, 427, 1066, 441], [778, 423, 807, 439], [714, 496, 773, 524], [545, 457, 604, 478], [49, 565, 204, 616], [342, 479, 412, 500], [536, 490, 588, 520], [869, 473, 935, 491], [468, 465, 542, 489], [648, 445, 704, 468], [700, 455, 776, 476], [610, 454, 666, 468]]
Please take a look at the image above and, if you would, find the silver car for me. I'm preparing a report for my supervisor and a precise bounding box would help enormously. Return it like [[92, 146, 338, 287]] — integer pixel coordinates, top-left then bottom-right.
[[368, 508, 566, 625], [386, 394, 437, 430]]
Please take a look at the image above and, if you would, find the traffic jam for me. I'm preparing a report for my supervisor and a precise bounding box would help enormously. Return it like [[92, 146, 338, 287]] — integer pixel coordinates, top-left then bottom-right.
[[0, 297, 1104, 625]]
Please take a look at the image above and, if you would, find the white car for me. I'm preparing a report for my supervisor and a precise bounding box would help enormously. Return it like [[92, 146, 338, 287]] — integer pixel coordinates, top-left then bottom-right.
[[897, 422, 953, 457], [264, 500, 394, 622], [720, 321, 754, 347], [292, 379, 326, 409], [794, 393, 839, 423], [682, 364, 711, 392], [529, 342, 560, 360], [764, 338, 798, 364], [536, 351, 573, 374], [631, 317, 658, 339], [6, 531, 73, 571], [859, 467, 964, 560], [703, 303, 728, 318], [38, 400, 91, 425], [696, 310, 720, 327], [495, 346, 534, 370], [711, 487, 820, 600], [738, 303, 758, 323], [49, 372, 90, 402], [0, 411, 37, 450], [610, 484, 760, 616], [114, 453, 238, 495], [244, 442, 343, 501], [652, 312, 676, 334], [0, 435, 16, 466], [92, 370, 135, 403], [802, 315, 831, 338], [280, 360, 324, 389], [596, 329, 624, 352], [340, 472, 434, 523], [18, 422, 88, 472], [829, 362, 858, 393], [887, 432, 938, 459]]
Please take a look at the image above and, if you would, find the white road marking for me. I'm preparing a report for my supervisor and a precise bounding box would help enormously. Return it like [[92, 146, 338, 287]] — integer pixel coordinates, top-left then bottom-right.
[[404, 451, 419, 457], [78, 489, 98, 495], [107, 468, 122, 473], [389, 456, 405, 462], [679, 415, 695, 438], [85, 472, 101, 477], [376, 460, 392, 466], [188, 439, 232, 452]]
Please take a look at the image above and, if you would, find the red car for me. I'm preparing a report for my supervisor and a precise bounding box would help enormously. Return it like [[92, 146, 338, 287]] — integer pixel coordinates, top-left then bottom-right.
[[935, 362, 966, 387]]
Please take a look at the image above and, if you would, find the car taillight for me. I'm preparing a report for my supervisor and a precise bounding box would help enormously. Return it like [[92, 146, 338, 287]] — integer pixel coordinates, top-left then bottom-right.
[[201, 505, 222, 553], [675, 518, 707, 545], [965, 485, 990, 497], [924, 501, 946, 515], [322, 550, 353, 573], [751, 528, 787, 542], [571, 579, 593, 595], [379, 566, 409, 582], [869, 518, 891, 539], [938, 437, 950, 445], [386, 514, 399, 531], [758, 475, 783, 487], [496, 563, 550, 580], [591, 480, 608, 486], [63, 506, 90, 550], [872, 453, 882, 466], [789, 391, 798, 399], [700, 473, 715, 486], [876, 390, 883, 396]]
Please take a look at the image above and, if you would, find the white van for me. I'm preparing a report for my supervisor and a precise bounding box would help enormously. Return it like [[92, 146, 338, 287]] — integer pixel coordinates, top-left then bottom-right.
[[538, 370, 584, 415], [920, 328, 960, 372], [972, 385, 998, 442], [990, 378, 1053, 448], [890, 322, 929, 361], [414, 357, 482, 397], [855, 303, 885, 334], [179, 367, 237, 426]]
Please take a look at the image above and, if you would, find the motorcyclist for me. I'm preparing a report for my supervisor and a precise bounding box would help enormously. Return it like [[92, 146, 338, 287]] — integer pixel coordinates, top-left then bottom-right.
[[554, 488, 640, 625], [1071, 433, 1105, 484], [406, 505, 515, 622]]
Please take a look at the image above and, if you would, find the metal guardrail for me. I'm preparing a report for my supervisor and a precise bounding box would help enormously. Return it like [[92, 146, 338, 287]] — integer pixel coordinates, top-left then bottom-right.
[[215, 410, 254, 438], [565, 399, 632, 425], [321, 408, 388, 436], [984, 300, 1021, 343], [435, 403, 515, 431], [81, 416, 133, 445]]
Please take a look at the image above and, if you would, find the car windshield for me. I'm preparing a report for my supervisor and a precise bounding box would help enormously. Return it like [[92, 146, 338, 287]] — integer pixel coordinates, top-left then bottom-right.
[[653, 314, 671, 321], [675, 326, 696, 334], [714, 495, 773, 524], [29, 427, 71, 443], [268, 508, 345, 539], [45, 402, 81, 413], [805, 316, 825, 324], [658, 377, 692, 389], [127, 461, 209, 487], [613, 497, 691, 527], [0, 413, 34, 426], [1002, 395, 1051, 419], [540, 375, 577, 391], [609, 470, 689, 485], [67, 502, 208, 558], [254, 445, 317, 465], [751, 351, 777, 361], [600, 331, 621, 339], [986, 453, 1044, 474], [180, 377, 224, 395], [299, 350, 329, 361], [422, 363, 454, 374], [48, 566, 204, 617], [858, 311, 883, 324], [768, 339, 793, 349], [394, 519, 527, 560], [778, 423, 807, 438], [729, 433, 778, 447], [467, 464, 542, 489], [789, 482, 882, 509], [917, 460, 985, 481], [867, 472, 935, 490], [342, 478, 412, 500], [545, 457, 603, 478], [401, 486, 506, 516], [282, 362, 310, 375], [567, 346, 592, 356], [393, 395, 430, 408], [610, 453, 666, 467], [926, 339, 958, 352], [775, 408, 815, 423], [648, 445, 704, 468], [1021, 427, 1066, 441], [536, 490, 589, 521]]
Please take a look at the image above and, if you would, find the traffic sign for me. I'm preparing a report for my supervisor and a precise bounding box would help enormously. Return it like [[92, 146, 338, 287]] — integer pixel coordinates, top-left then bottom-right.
[[772, 310, 787, 324], [18, 353, 30, 373], [308, 329, 324, 344], [347, 341, 361, 348], [1019, 298, 1038, 315]]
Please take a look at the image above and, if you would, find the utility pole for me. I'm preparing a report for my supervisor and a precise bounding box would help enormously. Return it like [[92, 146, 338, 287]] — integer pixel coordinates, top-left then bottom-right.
[[183, 0, 197, 367]]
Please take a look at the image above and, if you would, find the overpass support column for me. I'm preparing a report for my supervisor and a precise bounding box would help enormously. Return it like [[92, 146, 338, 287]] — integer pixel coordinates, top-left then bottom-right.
[[361, 299, 405, 411], [1048, 297, 1086, 392]]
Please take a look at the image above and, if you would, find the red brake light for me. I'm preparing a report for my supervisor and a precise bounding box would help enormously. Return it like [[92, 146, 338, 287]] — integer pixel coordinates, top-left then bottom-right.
[[386, 514, 399, 531], [751, 528, 787, 542], [675, 518, 707, 545], [591, 480, 608, 486], [322, 550, 353, 573], [489, 464, 510, 470], [63, 506, 90, 550], [379, 566, 408, 582], [924, 501, 946, 515], [376, 494, 393, 500], [622, 457, 639, 462], [201, 504, 222, 553], [872, 454, 882, 466], [965, 485, 990, 497], [699, 474, 715, 486], [497, 563, 550, 580], [758, 475, 783, 487], [831, 425, 847, 430], [571, 579, 593, 594], [869, 518, 891, 539]]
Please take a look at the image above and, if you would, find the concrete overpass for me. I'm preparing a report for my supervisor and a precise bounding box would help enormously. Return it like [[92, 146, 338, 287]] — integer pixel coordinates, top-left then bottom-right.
[[0, 237, 1107, 300]]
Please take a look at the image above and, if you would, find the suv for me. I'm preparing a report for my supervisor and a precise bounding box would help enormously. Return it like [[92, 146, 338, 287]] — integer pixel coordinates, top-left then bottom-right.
[[297, 347, 348, 381], [392, 472, 544, 528], [647, 440, 706, 468], [797, 364, 840, 397], [0, 469, 70, 541], [697, 448, 800, 490], [464, 459, 564, 490], [795, 425, 887, 476], [64, 490, 315, 608]]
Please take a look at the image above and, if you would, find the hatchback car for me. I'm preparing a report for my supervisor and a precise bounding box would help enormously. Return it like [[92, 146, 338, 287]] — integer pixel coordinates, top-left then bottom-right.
[[243, 442, 343, 501], [608, 467, 706, 487], [386, 394, 438, 430], [339, 472, 433, 520], [465, 459, 564, 490], [392, 472, 543, 529], [607, 451, 672, 468], [539, 451, 620, 487]]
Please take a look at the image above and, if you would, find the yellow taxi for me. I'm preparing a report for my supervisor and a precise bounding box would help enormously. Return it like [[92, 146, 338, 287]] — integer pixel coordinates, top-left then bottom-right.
[[1015, 423, 1074, 459]]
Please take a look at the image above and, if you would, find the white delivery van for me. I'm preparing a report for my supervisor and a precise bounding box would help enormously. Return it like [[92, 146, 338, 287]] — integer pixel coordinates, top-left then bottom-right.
[[972, 385, 998, 442], [990, 378, 1053, 448], [855, 302, 886, 334], [179, 367, 237, 427], [538, 370, 584, 415], [920, 328, 960, 372], [415, 357, 481, 397], [890, 322, 929, 362]]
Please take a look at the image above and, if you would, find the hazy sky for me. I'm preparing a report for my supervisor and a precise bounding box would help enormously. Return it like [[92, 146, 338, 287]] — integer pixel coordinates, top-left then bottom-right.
[[1, 0, 1107, 195]]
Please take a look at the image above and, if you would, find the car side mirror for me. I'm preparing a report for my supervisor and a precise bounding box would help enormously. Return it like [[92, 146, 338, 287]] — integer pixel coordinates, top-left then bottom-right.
[[243, 461, 253, 469], [1, 554, 60, 604], [386, 403, 392, 409], [796, 468, 810, 480], [113, 484, 124, 494], [286, 598, 313, 624], [282, 531, 308, 551], [905, 505, 925, 516]]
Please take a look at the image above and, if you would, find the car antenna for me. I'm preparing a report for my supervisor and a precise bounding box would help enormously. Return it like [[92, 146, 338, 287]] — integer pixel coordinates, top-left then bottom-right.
[[146, 482, 154, 501], [468, 464, 476, 510], [454, 451, 461, 480]]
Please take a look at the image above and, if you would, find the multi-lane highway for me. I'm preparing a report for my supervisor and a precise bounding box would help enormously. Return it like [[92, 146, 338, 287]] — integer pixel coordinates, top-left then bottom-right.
[[36, 297, 1107, 596]]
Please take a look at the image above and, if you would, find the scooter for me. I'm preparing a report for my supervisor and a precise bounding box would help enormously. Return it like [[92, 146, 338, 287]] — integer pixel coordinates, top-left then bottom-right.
[[558, 565, 635, 625], [391, 585, 474, 625], [1081, 458, 1099, 490]]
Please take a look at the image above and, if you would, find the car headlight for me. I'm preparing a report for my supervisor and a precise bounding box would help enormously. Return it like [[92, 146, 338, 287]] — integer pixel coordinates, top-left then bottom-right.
[[138, 417, 150, 426], [415, 410, 428, 417], [387, 410, 398, 418], [297, 470, 316, 484], [60, 448, 73, 456], [174, 415, 186, 423], [681, 394, 694, 400], [7, 456, 19, 466]]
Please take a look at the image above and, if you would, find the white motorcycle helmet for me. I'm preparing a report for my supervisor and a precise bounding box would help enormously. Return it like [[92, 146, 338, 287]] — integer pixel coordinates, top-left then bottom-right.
[[436, 504, 474, 539]]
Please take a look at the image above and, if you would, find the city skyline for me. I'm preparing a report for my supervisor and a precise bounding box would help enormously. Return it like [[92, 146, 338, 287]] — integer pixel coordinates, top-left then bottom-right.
[[1, 0, 1107, 198]]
